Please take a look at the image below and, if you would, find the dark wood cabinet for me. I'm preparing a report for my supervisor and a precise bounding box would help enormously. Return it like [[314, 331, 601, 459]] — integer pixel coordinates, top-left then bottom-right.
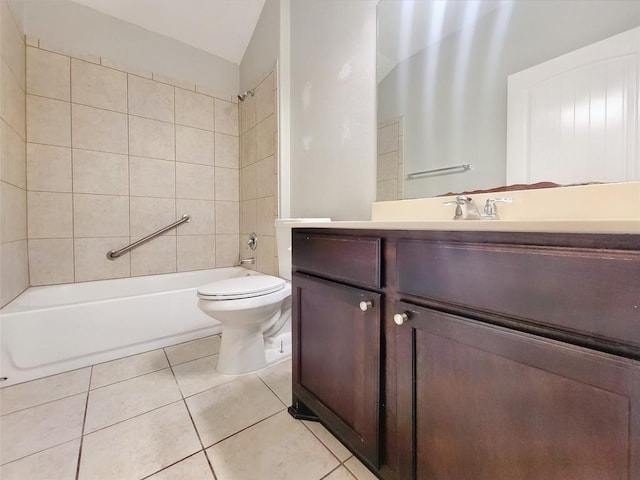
[[291, 228, 640, 480]]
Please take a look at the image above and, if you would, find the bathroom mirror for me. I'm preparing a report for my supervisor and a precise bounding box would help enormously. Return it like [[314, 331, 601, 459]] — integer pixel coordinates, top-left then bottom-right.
[[377, 0, 640, 200]]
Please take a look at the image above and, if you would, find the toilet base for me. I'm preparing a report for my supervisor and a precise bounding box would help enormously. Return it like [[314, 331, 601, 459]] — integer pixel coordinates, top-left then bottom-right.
[[215, 327, 292, 375]]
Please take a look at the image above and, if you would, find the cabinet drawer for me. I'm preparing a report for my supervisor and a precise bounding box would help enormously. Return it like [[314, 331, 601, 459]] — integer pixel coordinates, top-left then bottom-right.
[[293, 232, 381, 288], [396, 238, 640, 353]]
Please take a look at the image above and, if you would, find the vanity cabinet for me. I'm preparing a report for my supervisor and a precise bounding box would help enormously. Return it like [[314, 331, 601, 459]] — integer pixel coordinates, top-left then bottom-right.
[[290, 228, 640, 480]]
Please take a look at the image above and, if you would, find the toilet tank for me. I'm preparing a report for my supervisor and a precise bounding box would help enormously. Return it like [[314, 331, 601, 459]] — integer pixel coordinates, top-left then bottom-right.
[[274, 218, 331, 280]]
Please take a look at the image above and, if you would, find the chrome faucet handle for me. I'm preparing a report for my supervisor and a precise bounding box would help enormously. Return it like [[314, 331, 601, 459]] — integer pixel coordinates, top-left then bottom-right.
[[482, 197, 513, 220], [443, 195, 481, 220]]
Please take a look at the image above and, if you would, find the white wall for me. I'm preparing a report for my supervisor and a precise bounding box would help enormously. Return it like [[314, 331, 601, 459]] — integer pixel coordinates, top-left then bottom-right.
[[240, 0, 280, 93], [22, 0, 239, 96], [289, 0, 377, 220]]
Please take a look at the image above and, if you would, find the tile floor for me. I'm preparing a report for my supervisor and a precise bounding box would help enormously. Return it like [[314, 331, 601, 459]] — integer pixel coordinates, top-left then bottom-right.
[[0, 335, 377, 480]]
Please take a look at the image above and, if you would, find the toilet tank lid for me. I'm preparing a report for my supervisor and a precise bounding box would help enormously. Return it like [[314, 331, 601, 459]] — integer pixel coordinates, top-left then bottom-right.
[[198, 275, 286, 298]]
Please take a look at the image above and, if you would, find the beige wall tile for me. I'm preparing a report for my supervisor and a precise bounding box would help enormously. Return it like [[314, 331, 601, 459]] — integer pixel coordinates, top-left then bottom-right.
[[240, 127, 256, 168], [129, 116, 175, 161], [1, 60, 25, 140], [26, 47, 70, 101], [1, 119, 26, 189], [214, 99, 238, 136], [38, 40, 100, 65], [256, 197, 276, 237], [239, 93, 256, 134], [255, 72, 274, 124], [215, 234, 239, 267], [129, 197, 176, 238], [27, 191, 72, 239], [214, 167, 239, 201], [377, 123, 399, 156], [177, 235, 215, 272], [175, 88, 213, 131], [256, 155, 276, 198], [241, 163, 257, 201], [129, 156, 175, 198], [26, 144, 72, 192], [214, 133, 239, 168], [71, 59, 127, 113], [152, 72, 195, 91], [377, 151, 399, 182], [130, 235, 176, 276], [1, 0, 26, 89], [72, 104, 127, 154], [100, 58, 152, 79], [176, 126, 213, 166], [176, 199, 215, 235], [28, 238, 74, 285], [27, 95, 70, 147], [0, 240, 29, 307], [74, 237, 130, 282], [1, 182, 26, 243], [176, 162, 214, 200], [73, 194, 129, 237], [214, 201, 239, 235], [240, 199, 257, 235], [256, 114, 275, 161], [128, 75, 174, 123], [73, 149, 129, 195], [256, 235, 276, 276], [376, 179, 398, 202]]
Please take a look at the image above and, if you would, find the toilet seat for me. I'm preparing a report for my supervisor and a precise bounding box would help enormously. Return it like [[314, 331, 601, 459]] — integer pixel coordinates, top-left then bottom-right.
[[197, 275, 286, 300]]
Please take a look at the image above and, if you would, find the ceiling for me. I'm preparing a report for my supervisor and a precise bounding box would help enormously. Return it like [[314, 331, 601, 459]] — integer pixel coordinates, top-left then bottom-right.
[[69, 0, 266, 65]]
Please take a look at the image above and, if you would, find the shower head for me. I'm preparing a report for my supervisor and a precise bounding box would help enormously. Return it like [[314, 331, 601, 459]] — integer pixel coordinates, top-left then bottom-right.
[[237, 90, 255, 102]]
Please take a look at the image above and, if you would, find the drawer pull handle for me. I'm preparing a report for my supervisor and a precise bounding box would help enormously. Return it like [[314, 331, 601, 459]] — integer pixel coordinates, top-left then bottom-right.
[[359, 301, 373, 312], [394, 312, 410, 326]]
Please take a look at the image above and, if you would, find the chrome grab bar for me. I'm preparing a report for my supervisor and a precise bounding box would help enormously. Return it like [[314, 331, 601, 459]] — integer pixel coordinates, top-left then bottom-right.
[[106, 214, 190, 260], [406, 164, 471, 180]]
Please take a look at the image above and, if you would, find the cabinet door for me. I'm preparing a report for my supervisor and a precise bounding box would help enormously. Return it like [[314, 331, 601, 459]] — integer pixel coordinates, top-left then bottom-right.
[[292, 273, 382, 467], [394, 301, 640, 480]]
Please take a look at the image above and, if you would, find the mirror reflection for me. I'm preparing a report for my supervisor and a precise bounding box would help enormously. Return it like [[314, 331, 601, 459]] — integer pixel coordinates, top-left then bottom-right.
[[377, 0, 640, 200]]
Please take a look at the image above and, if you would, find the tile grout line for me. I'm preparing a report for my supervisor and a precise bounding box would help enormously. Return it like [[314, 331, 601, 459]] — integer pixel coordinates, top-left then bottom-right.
[[69, 56, 76, 283], [74, 366, 93, 480]]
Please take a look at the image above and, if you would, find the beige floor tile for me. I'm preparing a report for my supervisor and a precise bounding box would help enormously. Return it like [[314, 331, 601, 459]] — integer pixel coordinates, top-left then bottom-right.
[[344, 456, 378, 480], [164, 335, 221, 366], [0, 367, 90, 415], [187, 374, 285, 447], [257, 358, 292, 406], [323, 466, 357, 480], [85, 368, 182, 433], [78, 402, 201, 480], [146, 452, 214, 480], [0, 394, 85, 465], [171, 354, 236, 397], [303, 420, 352, 462], [0, 439, 80, 480], [90, 349, 168, 389], [206, 411, 338, 480]]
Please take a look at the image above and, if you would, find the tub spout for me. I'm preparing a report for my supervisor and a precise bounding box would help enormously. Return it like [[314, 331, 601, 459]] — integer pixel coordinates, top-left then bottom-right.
[[239, 258, 255, 266]]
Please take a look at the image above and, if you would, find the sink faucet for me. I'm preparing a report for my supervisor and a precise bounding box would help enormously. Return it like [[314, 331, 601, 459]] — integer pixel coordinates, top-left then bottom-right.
[[481, 197, 513, 220], [444, 195, 481, 220]]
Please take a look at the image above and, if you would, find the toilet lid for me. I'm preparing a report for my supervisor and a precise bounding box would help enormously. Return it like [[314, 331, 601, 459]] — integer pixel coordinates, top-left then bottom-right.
[[197, 275, 286, 300]]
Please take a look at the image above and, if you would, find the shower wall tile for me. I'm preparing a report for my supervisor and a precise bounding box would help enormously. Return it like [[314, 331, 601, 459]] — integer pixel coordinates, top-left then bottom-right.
[[240, 200, 257, 235], [72, 149, 129, 195], [27, 95, 70, 147], [74, 237, 130, 282], [256, 155, 276, 198], [215, 201, 239, 235], [176, 162, 214, 200], [255, 72, 274, 124], [177, 235, 215, 272], [26, 144, 72, 192], [241, 162, 257, 201], [1, 59, 25, 139], [129, 156, 175, 198], [26, 47, 70, 101], [239, 92, 256, 135], [1, 120, 26, 189], [128, 75, 174, 123], [215, 167, 239, 201], [71, 59, 127, 112], [72, 104, 127, 154], [240, 126, 257, 168], [130, 235, 177, 276], [215, 234, 240, 267], [129, 197, 176, 238], [214, 133, 239, 168], [256, 114, 275, 161], [28, 238, 74, 286], [27, 191, 72, 239], [0, 240, 29, 306], [175, 88, 214, 131], [1, 0, 25, 89], [215, 98, 238, 136], [1, 182, 26, 243], [129, 116, 175, 161], [73, 194, 129, 238], [256, 235, 276, 276], [176, 125, 214, 166], [256, 198, 276, 237], [176, 199, 216, 235]]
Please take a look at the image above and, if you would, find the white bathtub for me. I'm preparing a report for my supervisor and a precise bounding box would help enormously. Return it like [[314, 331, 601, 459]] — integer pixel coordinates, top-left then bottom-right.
[[0, 267, 255, 387]]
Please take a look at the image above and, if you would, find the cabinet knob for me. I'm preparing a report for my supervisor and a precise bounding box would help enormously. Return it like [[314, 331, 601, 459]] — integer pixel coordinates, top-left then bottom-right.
[[394, 312, 409, 325], [359, 300, 373, 312]]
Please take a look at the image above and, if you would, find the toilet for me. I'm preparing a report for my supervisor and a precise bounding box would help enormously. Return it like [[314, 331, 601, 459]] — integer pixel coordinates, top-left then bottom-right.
[[196, 218, 329, 375]]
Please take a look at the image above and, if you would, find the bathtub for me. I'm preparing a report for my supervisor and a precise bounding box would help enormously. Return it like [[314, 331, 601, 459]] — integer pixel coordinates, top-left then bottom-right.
[[0, 267, 256, 387]]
